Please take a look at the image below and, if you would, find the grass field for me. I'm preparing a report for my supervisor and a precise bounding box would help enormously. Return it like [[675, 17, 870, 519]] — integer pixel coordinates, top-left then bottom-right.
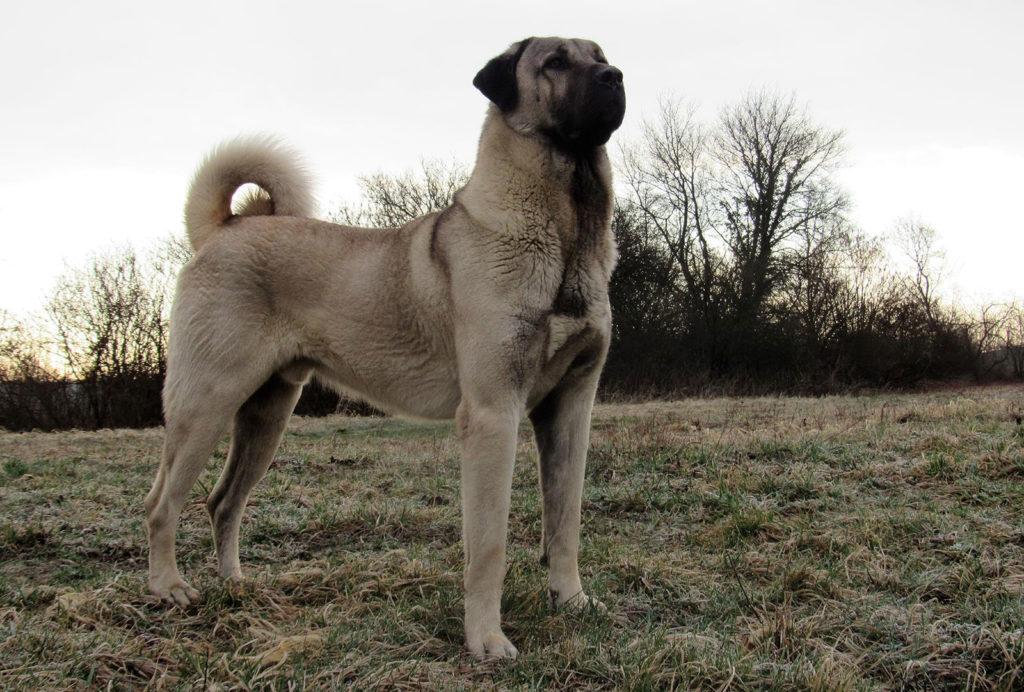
[[2, 385, 1023, 690]]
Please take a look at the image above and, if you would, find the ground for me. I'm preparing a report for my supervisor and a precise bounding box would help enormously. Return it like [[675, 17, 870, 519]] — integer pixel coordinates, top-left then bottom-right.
[[1, 385, 1023, 690]]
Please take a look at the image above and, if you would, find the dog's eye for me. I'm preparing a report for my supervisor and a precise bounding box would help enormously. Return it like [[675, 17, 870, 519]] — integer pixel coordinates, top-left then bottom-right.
[[544, 56, 568, 71]]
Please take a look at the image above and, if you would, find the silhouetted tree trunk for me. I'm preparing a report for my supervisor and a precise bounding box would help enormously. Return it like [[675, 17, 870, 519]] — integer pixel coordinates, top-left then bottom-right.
[[716, 91, 847, 327]]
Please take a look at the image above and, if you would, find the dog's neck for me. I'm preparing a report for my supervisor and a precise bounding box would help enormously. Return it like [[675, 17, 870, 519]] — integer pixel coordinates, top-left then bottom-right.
[[458, 108, 614, 247]]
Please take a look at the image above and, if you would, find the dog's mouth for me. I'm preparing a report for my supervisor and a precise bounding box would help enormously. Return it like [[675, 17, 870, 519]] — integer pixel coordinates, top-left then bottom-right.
[[589, 98, 627, 143], [558, 97, 626, 150]]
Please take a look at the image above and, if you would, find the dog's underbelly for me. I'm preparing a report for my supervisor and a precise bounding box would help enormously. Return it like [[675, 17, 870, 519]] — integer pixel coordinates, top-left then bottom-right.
[[304, 336, 461, 421]]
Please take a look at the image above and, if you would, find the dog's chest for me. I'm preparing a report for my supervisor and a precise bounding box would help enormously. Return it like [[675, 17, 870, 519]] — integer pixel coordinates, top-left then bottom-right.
[[544, 312, 592, 362], [530, 299, 608, 407], [551, 254, 600, 319], [549, 225, 614, 321], [543, 228, 614, 362], [543, 257, 612, 363], [551, 157, 614, 317]]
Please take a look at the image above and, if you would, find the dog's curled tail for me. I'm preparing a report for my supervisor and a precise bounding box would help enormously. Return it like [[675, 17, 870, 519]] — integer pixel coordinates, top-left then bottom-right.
[[183, 135, 315, 251]]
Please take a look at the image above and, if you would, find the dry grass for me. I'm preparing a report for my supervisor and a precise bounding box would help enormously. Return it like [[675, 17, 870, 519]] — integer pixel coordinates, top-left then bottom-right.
[[1, 385, 1023, 690]]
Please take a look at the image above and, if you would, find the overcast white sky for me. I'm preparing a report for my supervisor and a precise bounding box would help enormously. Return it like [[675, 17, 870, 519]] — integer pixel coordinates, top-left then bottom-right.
[[1, 0, 1021, 314]]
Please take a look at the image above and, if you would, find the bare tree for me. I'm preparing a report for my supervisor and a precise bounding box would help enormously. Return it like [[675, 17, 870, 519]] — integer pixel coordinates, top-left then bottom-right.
[[1006, 302, 1024, 378], [966, 302, 1011, 378], [779, 215, 856, 358], [45, 246, 168, 427], [0, 310, 76, 430], [602, 201, 689, 391], [152, 231, 193, 271], [331, 158, 468, 228], [619, 92, 848, 372], [0, 311, 40, 381], [621, 99, 727, 341], [891, 216, 946, 325], [836, 232, 891, 331], [716, 91, 847, 321]]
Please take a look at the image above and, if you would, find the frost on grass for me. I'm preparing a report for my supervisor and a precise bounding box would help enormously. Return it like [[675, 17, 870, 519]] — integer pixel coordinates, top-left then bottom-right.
[[1, 388, 1023, 689]]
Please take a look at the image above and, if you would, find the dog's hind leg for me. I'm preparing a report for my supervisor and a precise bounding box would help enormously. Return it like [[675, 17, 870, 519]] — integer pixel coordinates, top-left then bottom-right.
[[206, 371, 306, 580], [145, 357, 273, 606], [145, 406, 233, 606]]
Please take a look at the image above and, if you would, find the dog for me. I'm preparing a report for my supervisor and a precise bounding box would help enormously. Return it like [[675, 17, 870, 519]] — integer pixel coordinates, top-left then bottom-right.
[[145, 36, 625, 659]]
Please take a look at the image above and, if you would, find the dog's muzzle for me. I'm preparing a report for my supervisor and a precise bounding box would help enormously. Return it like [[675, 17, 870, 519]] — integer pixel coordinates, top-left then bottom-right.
[[583, 65, 626, 147]]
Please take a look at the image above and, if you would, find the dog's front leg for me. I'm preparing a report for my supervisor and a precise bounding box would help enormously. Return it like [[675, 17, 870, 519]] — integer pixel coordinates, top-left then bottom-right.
[[529, 361, 606, 613], [456, 399, 520, 659]]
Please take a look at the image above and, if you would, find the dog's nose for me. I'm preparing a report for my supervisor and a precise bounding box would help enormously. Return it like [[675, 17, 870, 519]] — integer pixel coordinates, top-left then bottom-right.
[[596, 65, 623, 88]]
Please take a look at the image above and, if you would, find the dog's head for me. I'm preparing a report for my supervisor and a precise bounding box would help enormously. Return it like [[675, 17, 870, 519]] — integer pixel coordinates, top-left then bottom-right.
[[474, 37, 626, 154]]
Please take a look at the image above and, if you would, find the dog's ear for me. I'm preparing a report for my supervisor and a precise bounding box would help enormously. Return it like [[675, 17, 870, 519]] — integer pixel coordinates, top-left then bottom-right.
[[473, 38, 532, 112]]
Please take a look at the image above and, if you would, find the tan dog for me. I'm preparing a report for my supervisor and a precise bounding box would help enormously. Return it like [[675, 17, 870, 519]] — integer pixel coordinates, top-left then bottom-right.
[[145, 36, 625, 659]]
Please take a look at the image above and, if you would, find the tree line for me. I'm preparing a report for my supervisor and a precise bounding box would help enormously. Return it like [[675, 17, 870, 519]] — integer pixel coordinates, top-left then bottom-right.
[[604, 93, 1023, 393], [2, 91, 1021, 430]]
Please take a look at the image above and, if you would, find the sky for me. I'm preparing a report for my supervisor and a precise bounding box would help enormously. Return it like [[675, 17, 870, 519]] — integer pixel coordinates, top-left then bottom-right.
[[1, 0, 1021, 314]]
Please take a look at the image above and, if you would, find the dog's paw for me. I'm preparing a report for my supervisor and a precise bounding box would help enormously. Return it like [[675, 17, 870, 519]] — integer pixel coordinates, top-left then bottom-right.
[[221, 570, 245, 584], [569, 592, 607, 614], [549, 588, 607, 614], [467, 629, 518, 660], [149, 577, 200, 607]]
